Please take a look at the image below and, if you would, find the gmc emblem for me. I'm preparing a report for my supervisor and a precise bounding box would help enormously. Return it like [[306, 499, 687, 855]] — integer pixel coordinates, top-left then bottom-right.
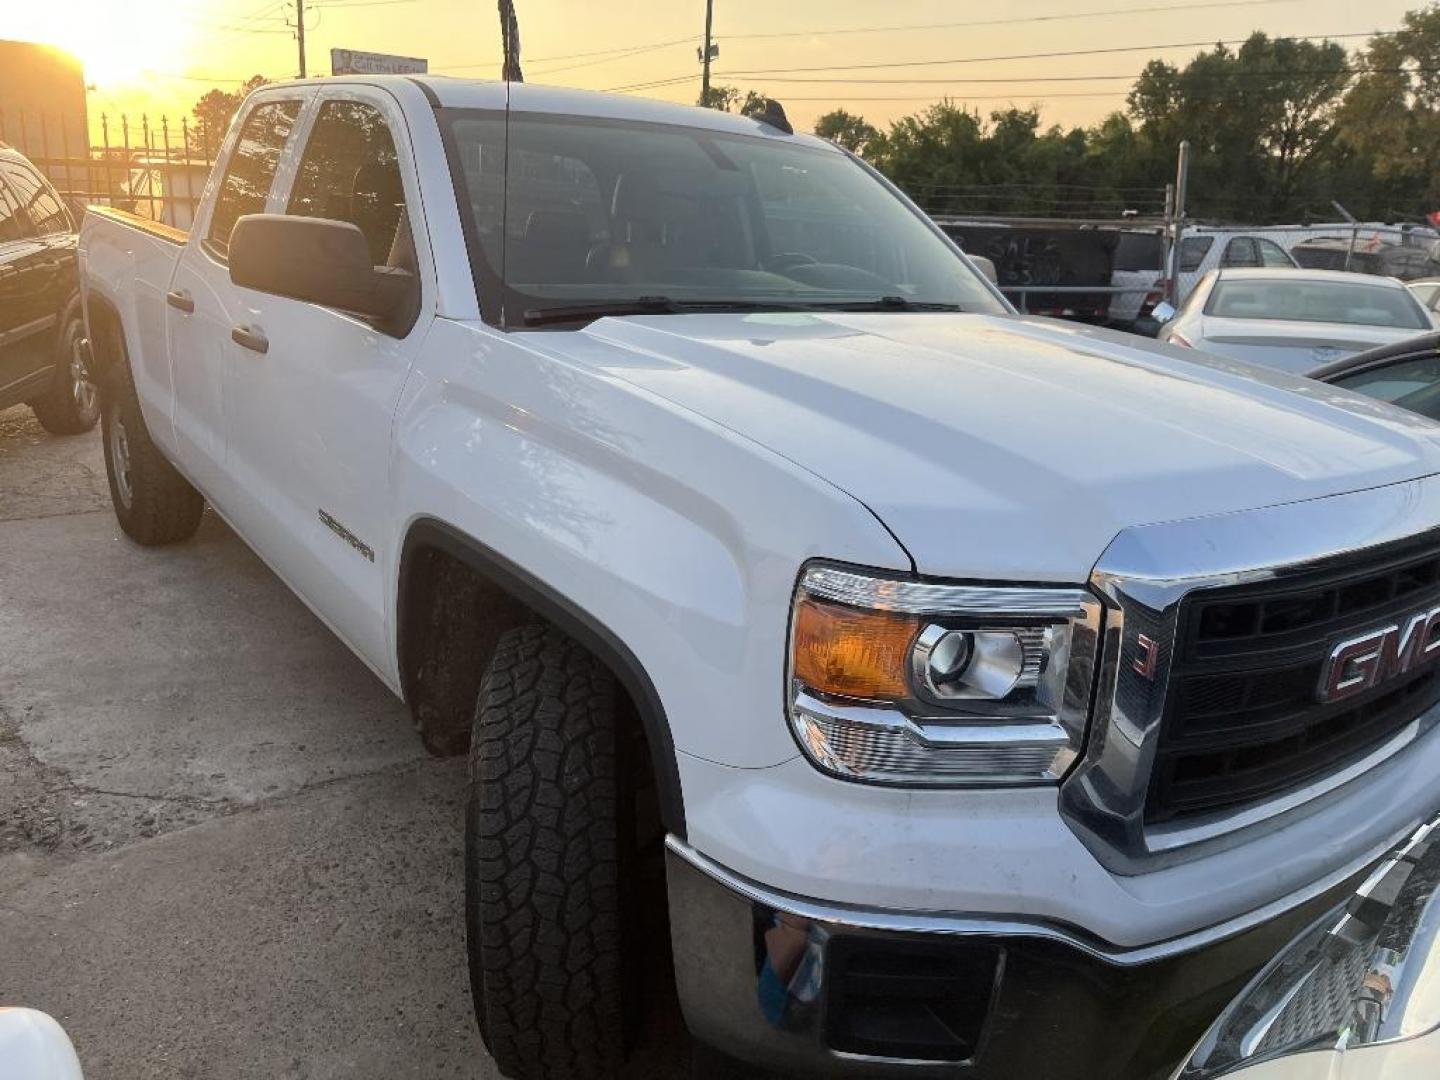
[[1318, 603, 1440, 703]]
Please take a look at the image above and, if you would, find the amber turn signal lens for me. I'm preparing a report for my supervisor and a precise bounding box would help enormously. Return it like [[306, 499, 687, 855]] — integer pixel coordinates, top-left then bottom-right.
[[792, 596, 919, 700]]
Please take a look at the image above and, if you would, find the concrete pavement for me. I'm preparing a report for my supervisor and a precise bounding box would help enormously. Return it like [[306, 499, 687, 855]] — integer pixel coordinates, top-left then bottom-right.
[[0, 408, 494, 1078]]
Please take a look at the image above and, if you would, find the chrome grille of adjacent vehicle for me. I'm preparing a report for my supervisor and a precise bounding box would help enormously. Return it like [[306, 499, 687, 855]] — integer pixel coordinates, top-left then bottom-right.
[[1148, 535, 1440, 824]]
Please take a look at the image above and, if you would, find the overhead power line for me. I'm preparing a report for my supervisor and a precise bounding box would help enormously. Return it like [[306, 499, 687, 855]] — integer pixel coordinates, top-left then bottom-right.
[[427, 0, 1300, 85], [433, 35, 694, 73], [602, 28, 1394, 92], [713, 30, 1389, 77], [747, 64, 1421, 85], [722, 0, 1300, 40]]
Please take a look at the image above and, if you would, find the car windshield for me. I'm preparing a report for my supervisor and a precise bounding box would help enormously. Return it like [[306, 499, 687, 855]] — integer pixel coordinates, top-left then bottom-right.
[[441, 110, 1007, 324], [1331, 353, 1440, 422], [1205, 278, 1430, 330]]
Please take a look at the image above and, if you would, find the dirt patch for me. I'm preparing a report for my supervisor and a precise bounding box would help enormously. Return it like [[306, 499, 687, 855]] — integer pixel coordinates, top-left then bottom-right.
[[0, 703, 232, 854]]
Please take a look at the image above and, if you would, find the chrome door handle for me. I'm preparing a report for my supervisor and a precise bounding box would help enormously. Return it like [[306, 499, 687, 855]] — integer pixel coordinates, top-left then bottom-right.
[[231, 325, 268, 354], [165, 289, 194, 313]]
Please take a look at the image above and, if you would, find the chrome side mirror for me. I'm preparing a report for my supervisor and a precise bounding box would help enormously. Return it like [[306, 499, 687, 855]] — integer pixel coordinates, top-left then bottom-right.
[[1151, 300, 1177, 324]]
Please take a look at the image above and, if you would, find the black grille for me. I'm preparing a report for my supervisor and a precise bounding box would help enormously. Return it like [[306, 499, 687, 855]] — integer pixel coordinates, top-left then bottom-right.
[[1148, 535, 1440, 824]]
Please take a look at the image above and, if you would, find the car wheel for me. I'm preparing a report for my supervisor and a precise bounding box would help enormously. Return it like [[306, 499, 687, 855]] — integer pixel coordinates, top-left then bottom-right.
[[100, 345, 204, 545], [465, 623, 638, 1079], [30, 302, 100, 434]]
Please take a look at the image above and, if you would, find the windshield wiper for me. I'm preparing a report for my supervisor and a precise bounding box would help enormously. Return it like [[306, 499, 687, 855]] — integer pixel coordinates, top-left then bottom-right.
[[804, 296, 965, 313], [522, 296, 817, 326], [521, 294, 964, 326], [523, 296, 685, 325]]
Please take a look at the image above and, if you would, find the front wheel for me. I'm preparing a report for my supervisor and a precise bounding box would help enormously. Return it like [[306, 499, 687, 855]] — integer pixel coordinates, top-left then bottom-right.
[[100, 348, 204, 545], [465, 624, 639, 1080], [30, 303, 99, 434]]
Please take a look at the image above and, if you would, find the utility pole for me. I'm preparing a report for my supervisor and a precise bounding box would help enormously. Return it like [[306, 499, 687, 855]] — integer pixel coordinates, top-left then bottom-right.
[[293, 0, 308, 78], [699, 0, 716, 105], [1165, 140, 1191, 307]]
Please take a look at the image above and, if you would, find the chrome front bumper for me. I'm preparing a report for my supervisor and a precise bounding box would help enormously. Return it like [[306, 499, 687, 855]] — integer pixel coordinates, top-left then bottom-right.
[[666, 838, 1377, 1079]]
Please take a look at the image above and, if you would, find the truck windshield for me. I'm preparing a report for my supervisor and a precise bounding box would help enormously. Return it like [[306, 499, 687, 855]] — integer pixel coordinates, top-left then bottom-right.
[[441, 110, 1007, 325]]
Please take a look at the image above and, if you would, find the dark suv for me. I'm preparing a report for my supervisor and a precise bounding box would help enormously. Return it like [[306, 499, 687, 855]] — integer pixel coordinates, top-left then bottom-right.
[[0, 142, 97, 433]]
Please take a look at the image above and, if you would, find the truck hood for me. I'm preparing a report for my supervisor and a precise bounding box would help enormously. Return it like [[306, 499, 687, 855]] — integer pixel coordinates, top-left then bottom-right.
[[547, 311, 1440, 581]]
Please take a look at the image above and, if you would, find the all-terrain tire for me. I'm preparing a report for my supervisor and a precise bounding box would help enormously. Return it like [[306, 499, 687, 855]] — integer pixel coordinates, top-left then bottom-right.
[[30, 299, 100, 434], [100, 343, 204, 545], [466, 623, 633, 1080]]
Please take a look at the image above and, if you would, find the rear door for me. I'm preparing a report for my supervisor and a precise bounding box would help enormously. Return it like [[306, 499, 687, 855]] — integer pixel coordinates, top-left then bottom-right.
[[0, 159, 70, 400], [221, 87, 433, 673], [167, 95, 307, 496]]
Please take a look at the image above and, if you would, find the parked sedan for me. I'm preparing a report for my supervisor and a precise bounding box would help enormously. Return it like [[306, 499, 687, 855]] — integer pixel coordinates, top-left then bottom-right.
[[1310, 331, 1440, 422], [1156, 268, 1436, 373], [0, 142, 97, 434]]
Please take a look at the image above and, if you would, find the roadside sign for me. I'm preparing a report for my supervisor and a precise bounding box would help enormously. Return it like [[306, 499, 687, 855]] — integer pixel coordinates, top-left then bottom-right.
[[330, 49, 428, 76]]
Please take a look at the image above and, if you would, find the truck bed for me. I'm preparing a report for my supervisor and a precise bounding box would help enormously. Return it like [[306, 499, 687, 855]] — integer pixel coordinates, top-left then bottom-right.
[[87, 205, 189, 246]]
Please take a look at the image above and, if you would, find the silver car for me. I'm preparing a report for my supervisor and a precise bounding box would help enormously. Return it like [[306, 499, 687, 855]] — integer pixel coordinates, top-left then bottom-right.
[[1156, 268, 1437, 374]]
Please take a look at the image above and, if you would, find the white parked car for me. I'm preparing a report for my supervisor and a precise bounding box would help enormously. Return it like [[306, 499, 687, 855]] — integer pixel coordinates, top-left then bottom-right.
[[0, 1009, 83, 1080], [1157, 268, 1436, 372], [1173, 229, 1298, 305], [78, 76, 1440, 1079]]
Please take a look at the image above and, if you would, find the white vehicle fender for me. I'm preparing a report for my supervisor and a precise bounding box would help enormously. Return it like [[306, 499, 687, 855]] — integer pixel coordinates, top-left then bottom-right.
[[387, 318, 911, 792]]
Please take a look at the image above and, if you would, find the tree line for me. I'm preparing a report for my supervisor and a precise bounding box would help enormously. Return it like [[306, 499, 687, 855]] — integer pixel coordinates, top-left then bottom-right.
[[720, 3, 1440, 225]]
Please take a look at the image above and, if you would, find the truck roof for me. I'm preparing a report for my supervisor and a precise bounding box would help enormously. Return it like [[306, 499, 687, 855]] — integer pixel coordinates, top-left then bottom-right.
[[260, 75, 835, 152]]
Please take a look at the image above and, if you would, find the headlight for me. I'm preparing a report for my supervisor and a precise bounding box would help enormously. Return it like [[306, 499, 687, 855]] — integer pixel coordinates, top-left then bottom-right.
[[787, 563, 1103, 785]]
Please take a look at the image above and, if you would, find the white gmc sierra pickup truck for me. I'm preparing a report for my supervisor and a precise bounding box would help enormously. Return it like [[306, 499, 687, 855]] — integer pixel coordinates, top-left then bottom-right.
[[80, 76, 1440, 1079]]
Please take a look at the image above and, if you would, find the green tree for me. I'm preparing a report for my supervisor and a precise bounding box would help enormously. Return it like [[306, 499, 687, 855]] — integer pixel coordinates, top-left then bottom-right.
[[191, 75, 269, 158], [1128, 33, 1349, 218], [1338, 5, 1440, 211], [814, 109, 879, 154], [699, 85, 771, 115]]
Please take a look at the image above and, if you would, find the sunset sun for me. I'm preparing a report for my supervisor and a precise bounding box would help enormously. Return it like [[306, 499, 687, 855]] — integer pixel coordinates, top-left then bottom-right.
[[6, 0, 194, 88]]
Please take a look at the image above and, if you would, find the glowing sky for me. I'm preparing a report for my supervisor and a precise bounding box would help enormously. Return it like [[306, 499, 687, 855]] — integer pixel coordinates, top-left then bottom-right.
[[0, 0, 1423, 134]]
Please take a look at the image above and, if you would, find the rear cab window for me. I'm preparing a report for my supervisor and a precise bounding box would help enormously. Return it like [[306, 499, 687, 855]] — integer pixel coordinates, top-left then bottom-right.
[[206, 99, 303, 259]]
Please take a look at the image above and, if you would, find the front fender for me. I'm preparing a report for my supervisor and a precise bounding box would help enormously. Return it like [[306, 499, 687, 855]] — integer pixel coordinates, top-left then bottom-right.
[[388, 318, 910, 773]]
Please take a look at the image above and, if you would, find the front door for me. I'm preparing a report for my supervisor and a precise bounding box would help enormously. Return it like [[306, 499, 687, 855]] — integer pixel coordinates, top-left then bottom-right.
[[221, 87, 433, 675]]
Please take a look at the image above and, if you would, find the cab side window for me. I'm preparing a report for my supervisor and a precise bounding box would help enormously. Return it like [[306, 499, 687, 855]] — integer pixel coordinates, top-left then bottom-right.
[[287, 100, 411, 267], [207, 100, 302, 258], [1, 161, 70, 235]]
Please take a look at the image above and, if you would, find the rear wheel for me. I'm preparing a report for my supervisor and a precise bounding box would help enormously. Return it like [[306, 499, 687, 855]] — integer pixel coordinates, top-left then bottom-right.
[[30, 303, 99, 434], [465, 624, 643, 1080], [100, 338, 204, 545]]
